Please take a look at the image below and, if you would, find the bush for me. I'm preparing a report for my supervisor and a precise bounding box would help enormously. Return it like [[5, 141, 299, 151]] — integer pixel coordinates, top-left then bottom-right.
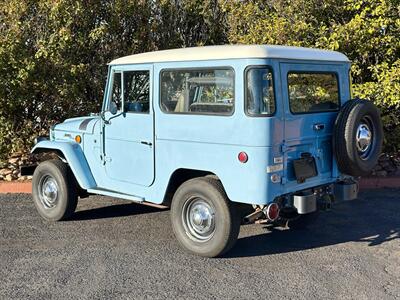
[[0, 0, 398, 158], [224, 0, 400, 151], [0, 0, 227, 160]]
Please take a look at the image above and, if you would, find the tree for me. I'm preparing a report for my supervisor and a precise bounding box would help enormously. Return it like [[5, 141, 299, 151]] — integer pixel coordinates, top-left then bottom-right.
[[0, 0, 399, 159], [0, 0, 226, 159], [224, 0, 400, 150]]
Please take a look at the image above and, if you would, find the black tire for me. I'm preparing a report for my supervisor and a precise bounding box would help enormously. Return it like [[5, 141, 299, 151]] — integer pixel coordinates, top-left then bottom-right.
[[170, 177, 240, 257], [333, 99, 383, 176], [32, 159, 78, 221]]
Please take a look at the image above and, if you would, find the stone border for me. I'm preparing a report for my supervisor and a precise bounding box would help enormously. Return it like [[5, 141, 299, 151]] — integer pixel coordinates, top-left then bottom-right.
[[0, 177, 398, 194], [0, 181, 32, 193]]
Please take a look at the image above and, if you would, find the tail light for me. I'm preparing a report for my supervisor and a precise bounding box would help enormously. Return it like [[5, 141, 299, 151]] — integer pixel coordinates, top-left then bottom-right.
[[264, 203, 280, 221], [238, 152, 248, 163]]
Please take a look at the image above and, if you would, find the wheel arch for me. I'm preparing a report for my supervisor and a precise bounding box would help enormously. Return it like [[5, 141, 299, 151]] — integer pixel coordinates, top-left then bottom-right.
[[31, 140, 97, 190], [162, 168, 225, 206]]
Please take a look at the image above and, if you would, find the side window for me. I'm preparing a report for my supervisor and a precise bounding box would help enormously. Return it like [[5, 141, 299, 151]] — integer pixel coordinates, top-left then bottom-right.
[[110, 72, 122, 111], [160, 68, 234, 115], [246, 67, 275, 116], [124, 70, 150, 113], [288, 72, 339, 114]]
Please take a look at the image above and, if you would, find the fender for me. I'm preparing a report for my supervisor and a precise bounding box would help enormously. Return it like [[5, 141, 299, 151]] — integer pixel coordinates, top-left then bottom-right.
[[31, 140, 97, 190]]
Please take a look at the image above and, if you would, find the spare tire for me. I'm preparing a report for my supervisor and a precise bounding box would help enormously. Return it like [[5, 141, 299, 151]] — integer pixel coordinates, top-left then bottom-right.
[[333, 99, 383, 176]]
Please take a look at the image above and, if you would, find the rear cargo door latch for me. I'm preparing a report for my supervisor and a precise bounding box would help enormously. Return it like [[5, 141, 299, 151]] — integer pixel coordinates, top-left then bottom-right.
[[313, 123, 325, 131], [280, 143, 288, 153]]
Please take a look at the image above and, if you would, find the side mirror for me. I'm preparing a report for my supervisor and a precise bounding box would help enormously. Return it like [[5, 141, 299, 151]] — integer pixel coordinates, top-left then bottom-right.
[[109, 101, 118, 115], [102, 101, 123, 125]]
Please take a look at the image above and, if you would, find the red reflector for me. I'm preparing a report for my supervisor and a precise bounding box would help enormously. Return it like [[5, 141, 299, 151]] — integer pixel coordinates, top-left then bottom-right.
[[266, 203, 280, 221], [238, 152, 248, 163]]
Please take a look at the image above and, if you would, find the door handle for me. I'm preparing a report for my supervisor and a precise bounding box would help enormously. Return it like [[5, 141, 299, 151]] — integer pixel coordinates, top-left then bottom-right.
[[140, 141, 152, 146], [313, 123, 325, 131]]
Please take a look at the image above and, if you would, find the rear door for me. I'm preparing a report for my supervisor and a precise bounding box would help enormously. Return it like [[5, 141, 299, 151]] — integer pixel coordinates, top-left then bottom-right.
[[280, 62, 347, 191]]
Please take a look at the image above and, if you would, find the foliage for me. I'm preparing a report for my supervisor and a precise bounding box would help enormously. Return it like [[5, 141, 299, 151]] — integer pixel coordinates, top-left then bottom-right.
[[0, 0, 225, 159], [0, 0, 399, 158], [224, 0, 400, 151]]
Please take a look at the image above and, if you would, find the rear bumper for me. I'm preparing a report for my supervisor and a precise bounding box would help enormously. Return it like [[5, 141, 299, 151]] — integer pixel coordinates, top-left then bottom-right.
[[291, 180, 358, 214], [333, 180, 359, 201]]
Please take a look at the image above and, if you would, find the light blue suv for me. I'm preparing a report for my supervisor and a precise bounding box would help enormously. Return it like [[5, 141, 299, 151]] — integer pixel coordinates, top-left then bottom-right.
[[26, 45, 383, 257]]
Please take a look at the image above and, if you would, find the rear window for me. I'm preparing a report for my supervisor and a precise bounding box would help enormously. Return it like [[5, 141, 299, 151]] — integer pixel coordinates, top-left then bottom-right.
[[160, 68, 234, 115], [288, 72, 339, 114]]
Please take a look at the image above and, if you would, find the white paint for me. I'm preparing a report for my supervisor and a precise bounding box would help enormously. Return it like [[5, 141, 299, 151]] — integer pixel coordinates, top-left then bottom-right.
[[109, 45, 350, 65]]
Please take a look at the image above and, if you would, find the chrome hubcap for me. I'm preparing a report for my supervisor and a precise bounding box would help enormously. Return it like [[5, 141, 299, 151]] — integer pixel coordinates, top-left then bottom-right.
[[183, 198, 215, 242], [39, 175, 59, 209], [356, 123, 372, 158]]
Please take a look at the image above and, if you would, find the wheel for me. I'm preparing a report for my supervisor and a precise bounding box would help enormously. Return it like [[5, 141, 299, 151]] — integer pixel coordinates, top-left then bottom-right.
[[333, 99, 383, 176], [32, 159, 78, 221], [170, 177, 240, 257]]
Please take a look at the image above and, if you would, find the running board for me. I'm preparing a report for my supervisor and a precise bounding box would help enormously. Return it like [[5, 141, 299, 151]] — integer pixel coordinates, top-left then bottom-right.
[[87, 188, 168, 209]]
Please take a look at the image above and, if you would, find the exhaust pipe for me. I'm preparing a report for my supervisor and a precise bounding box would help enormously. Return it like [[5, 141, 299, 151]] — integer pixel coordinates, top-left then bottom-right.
[[244, 209, 264, 224]]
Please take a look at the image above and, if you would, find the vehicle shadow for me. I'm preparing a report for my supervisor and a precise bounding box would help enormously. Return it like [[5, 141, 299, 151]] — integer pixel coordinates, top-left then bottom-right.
[[68, 202, 163, 221], [224, 189, 400, 258]]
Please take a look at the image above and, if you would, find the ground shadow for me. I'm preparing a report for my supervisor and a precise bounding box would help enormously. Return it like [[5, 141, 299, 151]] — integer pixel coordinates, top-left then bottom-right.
[[64, 189, 400, 258], [68, 202, 164, 221], [224, 189, 400, 258]]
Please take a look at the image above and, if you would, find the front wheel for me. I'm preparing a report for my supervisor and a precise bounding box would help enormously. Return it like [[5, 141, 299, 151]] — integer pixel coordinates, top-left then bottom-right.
[[170, 177, 240, 257], [32, 159, 78, 221]]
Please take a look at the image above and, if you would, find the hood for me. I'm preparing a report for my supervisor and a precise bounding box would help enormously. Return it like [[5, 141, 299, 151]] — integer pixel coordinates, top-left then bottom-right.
[[54, 116, 100, 134]]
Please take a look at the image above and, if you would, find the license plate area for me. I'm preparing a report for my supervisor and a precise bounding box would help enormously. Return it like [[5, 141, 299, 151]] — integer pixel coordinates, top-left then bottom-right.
[[292, 155, 317, 183]]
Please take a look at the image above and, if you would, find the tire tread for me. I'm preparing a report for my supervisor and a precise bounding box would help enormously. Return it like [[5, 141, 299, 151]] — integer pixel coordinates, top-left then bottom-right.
[[170, 176, 240, 257], [32, 159, 78, 221], [333, 99, 383, 176]]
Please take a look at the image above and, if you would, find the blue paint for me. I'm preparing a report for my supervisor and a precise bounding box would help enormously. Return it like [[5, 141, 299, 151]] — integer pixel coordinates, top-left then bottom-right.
[[32, 140, 97, 189], [32, 56, 351, 206]]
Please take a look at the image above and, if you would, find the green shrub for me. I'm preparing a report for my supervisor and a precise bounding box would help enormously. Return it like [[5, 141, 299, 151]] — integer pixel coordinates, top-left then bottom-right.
[[224, 0, 400, 151], [0, 0, 398, 158], [0, 0, 226, 160]]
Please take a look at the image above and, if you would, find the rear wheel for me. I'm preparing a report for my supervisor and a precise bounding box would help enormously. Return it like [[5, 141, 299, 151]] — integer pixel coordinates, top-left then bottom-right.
[[32, 159, 78, 221], [170, 177, 240, 257]]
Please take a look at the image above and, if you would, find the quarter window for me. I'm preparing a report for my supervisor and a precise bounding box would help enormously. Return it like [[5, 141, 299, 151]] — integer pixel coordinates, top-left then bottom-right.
[[288, 72, 339, 114], [246, 67, 275, 116], [110, 72, 122, 111], [160, 68, 234, 115]]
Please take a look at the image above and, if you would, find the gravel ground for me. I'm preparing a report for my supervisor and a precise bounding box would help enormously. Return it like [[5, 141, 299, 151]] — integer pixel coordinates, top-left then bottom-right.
[[0, 190, 399, 299]]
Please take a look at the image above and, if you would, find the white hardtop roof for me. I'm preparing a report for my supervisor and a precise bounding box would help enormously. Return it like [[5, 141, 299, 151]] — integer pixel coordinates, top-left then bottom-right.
[[109, 45, 350, 65]]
